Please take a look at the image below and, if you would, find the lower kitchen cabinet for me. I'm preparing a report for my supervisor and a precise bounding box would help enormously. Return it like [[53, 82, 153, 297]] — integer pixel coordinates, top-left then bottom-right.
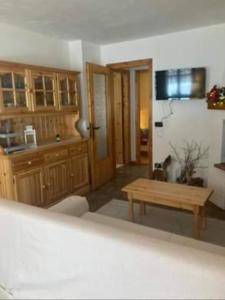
[[44, 160, 68, 205], [0, 140, 89, 207], [70, 154, 89, 192], [14, 168, 44, 206]]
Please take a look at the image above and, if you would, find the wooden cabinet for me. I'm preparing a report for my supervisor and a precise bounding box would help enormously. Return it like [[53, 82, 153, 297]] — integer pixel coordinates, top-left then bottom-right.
[[69, 154, 89, 192], [57, 73, 79, 112], [44, 160, 68, 205], [0, 68, 30, 113], [0, 140, 89, 207], [14, 168, 44, 206], [29, 71, 58, 112], [0, 60, 81, 115]]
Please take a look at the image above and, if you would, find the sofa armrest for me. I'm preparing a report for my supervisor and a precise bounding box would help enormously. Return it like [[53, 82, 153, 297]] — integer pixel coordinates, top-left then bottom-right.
[[48, 196, 89, 217]]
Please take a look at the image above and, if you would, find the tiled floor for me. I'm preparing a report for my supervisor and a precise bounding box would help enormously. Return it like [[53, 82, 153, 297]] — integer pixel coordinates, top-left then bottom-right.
[[87, 164, 225, 221], [97, 199, 225, 247]]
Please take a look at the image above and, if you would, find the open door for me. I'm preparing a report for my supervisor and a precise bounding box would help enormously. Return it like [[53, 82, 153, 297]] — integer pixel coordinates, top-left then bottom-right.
[[86, 63, 115, 189]]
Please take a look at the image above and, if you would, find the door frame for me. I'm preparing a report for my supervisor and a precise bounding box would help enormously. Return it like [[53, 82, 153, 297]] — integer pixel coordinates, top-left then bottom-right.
[[108, 59, 153, 177]]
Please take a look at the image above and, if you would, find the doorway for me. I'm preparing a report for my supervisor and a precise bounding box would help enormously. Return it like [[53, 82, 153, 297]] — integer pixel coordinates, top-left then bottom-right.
[[86, 59, 152, 190], [136, 69, 152, 165], [109, 59, 153, 175]]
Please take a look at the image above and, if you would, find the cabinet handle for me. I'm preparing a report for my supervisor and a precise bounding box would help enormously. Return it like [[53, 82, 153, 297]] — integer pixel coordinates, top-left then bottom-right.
[[70, 173, 75, 177], [28, 161, 32, 165], [42, 185, 46, 189]]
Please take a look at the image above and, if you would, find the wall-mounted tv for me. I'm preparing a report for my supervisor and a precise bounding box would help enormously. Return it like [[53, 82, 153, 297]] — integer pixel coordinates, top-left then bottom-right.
[[156, 67, 206, 100]]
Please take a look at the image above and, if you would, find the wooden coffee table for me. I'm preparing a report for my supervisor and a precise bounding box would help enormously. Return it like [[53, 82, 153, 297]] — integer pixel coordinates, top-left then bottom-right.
[[122, 178, 213, 239]]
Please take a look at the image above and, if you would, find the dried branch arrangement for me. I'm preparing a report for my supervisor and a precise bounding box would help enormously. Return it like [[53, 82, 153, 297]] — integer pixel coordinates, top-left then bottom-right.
[[170, 141, 209, 184]]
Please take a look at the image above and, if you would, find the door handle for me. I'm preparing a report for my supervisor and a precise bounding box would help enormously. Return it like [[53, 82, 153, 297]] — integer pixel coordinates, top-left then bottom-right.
[[87, 123, 101, 138], [87, 124, 101, 130]]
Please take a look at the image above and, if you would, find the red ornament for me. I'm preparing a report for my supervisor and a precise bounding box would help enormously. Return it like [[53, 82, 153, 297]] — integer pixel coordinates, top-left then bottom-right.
[[207, 85, 219, 103]]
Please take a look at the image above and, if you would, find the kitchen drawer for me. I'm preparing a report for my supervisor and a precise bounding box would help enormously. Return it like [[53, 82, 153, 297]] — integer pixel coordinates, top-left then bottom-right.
[[12, 154, 44, 173], [44, 148, 68, 163], [69, 142, 87, 156]]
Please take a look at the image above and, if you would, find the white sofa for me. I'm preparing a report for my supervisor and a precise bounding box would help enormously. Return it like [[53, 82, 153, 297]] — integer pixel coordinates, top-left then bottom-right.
[[0, 197, 225, 299]]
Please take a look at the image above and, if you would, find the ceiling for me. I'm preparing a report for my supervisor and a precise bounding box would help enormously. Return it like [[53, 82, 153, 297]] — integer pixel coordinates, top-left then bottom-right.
[[0, 0, 225, 44]]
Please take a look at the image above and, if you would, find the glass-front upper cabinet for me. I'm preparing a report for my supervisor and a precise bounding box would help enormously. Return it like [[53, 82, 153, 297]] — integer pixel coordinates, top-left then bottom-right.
[[57, 73, 79, 112], [30, 71, 58, 111], [0, 70, 30, 113]]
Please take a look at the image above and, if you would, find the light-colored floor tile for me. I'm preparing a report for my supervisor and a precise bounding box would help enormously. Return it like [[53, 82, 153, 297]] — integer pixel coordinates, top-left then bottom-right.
[[98, 199, 225, 248]]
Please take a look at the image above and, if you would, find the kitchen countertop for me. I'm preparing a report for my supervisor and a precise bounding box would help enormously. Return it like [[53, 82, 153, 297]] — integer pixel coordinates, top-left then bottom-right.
[[0, 136, 87, 159]]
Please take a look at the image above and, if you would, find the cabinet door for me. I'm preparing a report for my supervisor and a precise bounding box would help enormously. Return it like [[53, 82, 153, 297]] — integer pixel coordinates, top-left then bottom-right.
[[70, 154, 89, 192], [0, 70, 30, 113], [14, 168, 44, 206], [44, 160, 68, 205], [57, 73, 79, 112], [30, 71, 58, 112]]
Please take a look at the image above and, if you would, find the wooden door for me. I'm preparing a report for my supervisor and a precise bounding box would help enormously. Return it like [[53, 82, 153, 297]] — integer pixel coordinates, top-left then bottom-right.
[[0, 69, 31, 113], [14, 168, 44, 206], [70, 154, 89, 192], [44, 160, 68, 205], [29, 70, 58, 112], [57, 73, 80, 112], [86, 63, 115, 189]]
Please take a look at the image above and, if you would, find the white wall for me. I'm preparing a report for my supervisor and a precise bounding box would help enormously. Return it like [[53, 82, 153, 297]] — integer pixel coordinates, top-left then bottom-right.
[[68, 40, 101, 119], [0, 22, 70, 68], [101, 23, 225, 208], [81, 41, 101, 119]]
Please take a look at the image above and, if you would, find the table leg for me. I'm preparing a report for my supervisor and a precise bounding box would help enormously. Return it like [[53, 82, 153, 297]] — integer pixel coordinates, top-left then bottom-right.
[[193, 205, 201, 239], [140, 201, 146, 216], [128, 193, 134, 222], [200, 206, 207, 229]]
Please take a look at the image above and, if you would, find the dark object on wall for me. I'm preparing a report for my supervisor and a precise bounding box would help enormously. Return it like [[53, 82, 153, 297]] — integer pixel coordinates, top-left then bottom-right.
[[152, 155, 172, 181], [155, 121, 163, 127], [156, 68, 206, 100]]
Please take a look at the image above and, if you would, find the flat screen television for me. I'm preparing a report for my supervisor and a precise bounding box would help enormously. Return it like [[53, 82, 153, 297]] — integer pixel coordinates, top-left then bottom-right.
[[156, 67, 206, 100]]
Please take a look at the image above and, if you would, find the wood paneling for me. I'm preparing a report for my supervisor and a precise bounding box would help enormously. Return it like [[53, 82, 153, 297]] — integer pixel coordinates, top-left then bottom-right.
[[113, 71, 131, 165], [122, 71, 131, 164], [2, 113, 79, 146], [113, 72, 123, 164]]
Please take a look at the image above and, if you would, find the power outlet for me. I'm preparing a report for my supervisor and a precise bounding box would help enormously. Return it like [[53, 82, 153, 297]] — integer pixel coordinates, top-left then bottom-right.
[[155, 121, 163, 127]]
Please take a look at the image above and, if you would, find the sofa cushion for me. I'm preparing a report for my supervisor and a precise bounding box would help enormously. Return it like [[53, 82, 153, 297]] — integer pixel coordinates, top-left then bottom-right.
[[48, 196, 89, 217], [0, 285, 13, 299]]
